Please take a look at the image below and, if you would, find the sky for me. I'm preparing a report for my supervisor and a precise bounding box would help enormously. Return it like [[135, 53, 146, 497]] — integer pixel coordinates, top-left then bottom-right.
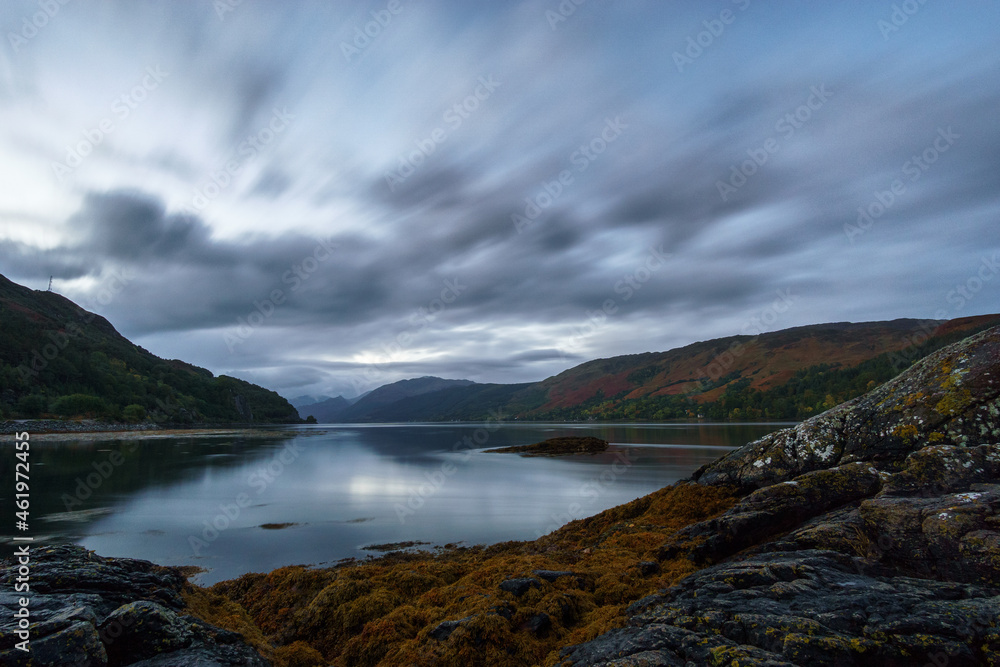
[[1, 1, 999, 400]]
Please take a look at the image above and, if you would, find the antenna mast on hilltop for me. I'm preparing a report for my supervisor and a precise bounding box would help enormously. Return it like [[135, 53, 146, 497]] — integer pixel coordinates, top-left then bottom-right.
[[47, 276, 53, 291]]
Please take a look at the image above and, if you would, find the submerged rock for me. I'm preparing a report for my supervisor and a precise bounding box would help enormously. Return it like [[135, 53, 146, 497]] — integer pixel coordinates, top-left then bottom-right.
[[487, 436, 610, 457]]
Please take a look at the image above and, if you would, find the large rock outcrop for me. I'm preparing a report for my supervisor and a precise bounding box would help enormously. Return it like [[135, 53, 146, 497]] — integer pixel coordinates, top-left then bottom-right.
[[563, 326, 1000, 666], [0, 544, 268, 667]]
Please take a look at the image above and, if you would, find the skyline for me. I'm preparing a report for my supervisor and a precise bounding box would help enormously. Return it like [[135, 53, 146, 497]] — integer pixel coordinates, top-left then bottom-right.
[[1, 1, 999, 399]]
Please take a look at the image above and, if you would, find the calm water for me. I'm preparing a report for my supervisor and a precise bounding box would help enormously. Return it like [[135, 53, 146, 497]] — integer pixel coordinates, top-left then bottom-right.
[[2, 423, 788, 584]]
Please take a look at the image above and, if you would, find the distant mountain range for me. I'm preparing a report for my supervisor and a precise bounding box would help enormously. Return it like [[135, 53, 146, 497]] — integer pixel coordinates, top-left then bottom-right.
[[4, 271, 996, 426], [0, 273, 299, 423], [299, 315, 1000, 423], [294, 377, 476, 422]]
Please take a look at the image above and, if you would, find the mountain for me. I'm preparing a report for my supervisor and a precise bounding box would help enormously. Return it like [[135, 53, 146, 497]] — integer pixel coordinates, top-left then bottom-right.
[[330, 376, 477, 423], [289, 394, 333, 410], [301, 395, 350, 422], [329, 315, 1000, 422], [0, 273, 298, 423]]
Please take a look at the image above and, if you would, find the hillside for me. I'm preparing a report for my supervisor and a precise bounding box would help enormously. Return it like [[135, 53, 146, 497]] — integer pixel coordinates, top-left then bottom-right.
[[0, 273, 298, 423], [331, 316, 1000, 422], [301, 395, 350, 422], [329, 376, 478, 422]]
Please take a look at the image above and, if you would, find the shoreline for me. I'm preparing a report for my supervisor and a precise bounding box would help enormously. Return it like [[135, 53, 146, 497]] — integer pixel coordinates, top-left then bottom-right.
[[0, 419, 306, 441]]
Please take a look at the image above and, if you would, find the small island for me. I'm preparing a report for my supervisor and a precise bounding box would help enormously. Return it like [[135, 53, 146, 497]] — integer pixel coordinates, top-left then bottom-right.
[[487, 435, 609, 457]]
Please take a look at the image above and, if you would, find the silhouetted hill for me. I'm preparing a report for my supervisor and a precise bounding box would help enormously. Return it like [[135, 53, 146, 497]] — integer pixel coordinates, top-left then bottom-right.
[[302, 395, 350, 422], [332, 376, 478, 422], [0, 273, 299, 423], [289, 394, 333, 410]]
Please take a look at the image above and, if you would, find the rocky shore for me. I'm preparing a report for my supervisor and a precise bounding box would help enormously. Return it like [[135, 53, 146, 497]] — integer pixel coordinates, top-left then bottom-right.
[[563, 324, 1000, 665], [0, 544, 269, 666], [4, 326, 998, 666]]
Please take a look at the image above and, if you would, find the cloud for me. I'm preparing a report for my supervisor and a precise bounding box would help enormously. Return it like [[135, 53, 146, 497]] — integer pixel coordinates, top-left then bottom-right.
[[0, 1, 998, 399]]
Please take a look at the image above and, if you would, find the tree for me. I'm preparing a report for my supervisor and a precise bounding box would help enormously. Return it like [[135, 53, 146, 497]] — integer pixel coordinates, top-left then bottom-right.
[[122, 404, 147, 423]]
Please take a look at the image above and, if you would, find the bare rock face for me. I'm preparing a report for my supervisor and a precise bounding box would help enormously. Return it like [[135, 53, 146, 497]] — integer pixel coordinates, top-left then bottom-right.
[[0, 545, 268, 667], [564, 326, 1000, 666]]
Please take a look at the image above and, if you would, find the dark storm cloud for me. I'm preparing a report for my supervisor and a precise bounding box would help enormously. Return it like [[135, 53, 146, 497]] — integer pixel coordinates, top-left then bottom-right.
[[1, 1, 999, 399]]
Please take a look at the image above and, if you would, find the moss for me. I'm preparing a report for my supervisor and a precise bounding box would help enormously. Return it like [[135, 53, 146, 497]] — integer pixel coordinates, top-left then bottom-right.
[[272, 641, 326, 667], [182, 584, 276, 662]]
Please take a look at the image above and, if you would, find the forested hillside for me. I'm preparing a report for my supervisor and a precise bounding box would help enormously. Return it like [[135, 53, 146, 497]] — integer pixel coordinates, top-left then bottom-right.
[[0, 274, 298, 423]]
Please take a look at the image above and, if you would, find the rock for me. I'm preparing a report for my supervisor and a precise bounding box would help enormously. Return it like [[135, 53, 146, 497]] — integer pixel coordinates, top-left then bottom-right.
[[563, 550, 1000, 666], [99, 601, 193, 665], [499, 577, 541, 597], [564, 326, 1000, 666], [694, 326, 1000, 491], [533, 569, 575, 583], [487, 436, 609, 457], [637, 561, 660, 576], [858, 485, 1000, 585], [0, 545, 268, 667], [429, 616, 473, 641], [521, 612, 551, 636], [1, 620, 107, 667]]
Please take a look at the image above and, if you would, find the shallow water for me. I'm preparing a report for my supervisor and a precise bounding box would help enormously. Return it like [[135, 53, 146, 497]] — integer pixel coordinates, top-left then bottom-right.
[[3, 422, 788, 584]]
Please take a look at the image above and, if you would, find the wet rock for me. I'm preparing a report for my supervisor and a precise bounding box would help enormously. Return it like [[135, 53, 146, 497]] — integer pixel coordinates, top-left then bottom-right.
[[533, 569, 575, 582], [429, 616, 474, 641], [0, 545, 268, 667], [499, 577, 541, 597], [521, 612, 551, 636]]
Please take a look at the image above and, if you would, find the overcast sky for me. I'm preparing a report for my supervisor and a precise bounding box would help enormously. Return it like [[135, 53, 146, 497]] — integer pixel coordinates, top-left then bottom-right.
[[1, 1, 998, 399]]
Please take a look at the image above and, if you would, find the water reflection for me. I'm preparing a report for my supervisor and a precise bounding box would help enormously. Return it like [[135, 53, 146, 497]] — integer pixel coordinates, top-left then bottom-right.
[[1, 423, 788, 584]]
